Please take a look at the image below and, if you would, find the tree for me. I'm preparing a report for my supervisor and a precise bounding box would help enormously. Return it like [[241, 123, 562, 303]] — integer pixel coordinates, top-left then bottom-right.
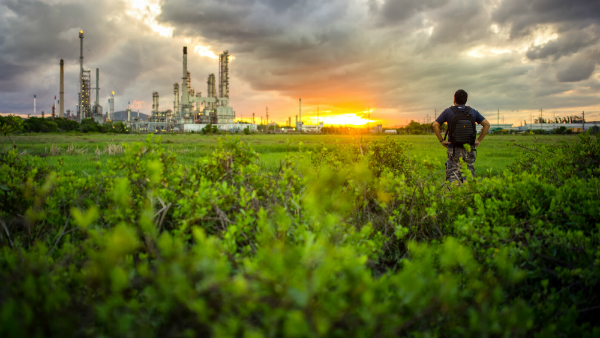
[[0, 115, 24, 147]]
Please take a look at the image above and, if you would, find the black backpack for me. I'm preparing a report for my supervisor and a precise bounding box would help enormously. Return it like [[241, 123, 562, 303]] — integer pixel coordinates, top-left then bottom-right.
[[444, 106, 476, 148]]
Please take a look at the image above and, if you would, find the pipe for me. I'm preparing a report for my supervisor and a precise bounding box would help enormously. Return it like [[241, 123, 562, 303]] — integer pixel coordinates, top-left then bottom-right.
[[59, 59, 64, 117]]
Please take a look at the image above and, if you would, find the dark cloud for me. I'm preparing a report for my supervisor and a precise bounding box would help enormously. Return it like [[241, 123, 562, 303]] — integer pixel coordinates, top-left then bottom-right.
[[492, 0, 600, 38], [526, 30, 598, 60], [556, 55, 597, 82], [377, 0, 449, 26]]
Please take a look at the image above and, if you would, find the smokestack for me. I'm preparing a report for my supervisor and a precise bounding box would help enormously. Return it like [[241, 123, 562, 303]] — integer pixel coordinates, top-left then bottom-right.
[[182, 47, 189, 108], [53, 96, 56, 118], [95, 68, 100, 107], [34, 95, 36, 117], [253, 112, 255, 124], [127, 101, 131, 122], [59, 59, 64, 117]]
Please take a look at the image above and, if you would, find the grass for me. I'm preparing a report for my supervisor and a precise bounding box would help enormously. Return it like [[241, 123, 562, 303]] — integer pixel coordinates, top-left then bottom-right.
[[1, 132, 574, 178]]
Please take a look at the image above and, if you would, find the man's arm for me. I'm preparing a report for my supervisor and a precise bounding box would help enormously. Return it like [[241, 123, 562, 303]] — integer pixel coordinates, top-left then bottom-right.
[[475, 119, 490, 147], [433, 121, 449, 148]]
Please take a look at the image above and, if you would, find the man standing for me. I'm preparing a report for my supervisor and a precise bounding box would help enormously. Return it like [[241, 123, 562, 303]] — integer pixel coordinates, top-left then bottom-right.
[[432, 89, 491, 183]]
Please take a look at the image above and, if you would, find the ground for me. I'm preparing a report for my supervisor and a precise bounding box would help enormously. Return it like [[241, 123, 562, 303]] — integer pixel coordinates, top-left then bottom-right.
[[1, 132, 573, 178]]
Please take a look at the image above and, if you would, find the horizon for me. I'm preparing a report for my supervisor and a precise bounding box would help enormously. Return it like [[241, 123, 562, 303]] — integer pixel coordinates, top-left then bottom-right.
[[0, 0, 599, 126]]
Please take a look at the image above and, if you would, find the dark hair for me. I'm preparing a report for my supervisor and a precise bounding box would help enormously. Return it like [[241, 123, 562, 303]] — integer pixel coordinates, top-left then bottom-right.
[[454, 89, 468, 105]]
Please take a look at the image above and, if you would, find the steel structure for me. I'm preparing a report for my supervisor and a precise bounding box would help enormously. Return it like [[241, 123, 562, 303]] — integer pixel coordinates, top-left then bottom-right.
[[78, 31, 92, 120]]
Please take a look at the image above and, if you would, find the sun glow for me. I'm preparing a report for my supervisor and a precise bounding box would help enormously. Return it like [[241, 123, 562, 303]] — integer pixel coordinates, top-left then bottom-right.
[[304, 113, 375, 126], [126, 0, 174, 37], [194, 45, 218, 59]]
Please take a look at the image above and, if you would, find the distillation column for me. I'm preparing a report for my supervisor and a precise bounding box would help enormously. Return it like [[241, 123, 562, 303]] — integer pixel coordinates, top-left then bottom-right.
[[173, 83, 179, 114], [152, 91, 159, 115], [219, 51, 230, 99], [207, 74, 216, 106], [108, 92, 114, 121]]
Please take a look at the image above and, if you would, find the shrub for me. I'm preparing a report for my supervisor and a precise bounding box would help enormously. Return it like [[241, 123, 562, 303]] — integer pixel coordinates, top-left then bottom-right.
[[0, 133, 599, 337]]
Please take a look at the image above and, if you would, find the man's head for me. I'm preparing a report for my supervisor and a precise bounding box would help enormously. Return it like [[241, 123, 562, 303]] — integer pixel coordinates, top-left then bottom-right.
[[454, 89, 468, 105]]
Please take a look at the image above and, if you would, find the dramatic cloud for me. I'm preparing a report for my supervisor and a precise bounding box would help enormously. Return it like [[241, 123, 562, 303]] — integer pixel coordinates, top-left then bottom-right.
[[1, 0, 599, 124]]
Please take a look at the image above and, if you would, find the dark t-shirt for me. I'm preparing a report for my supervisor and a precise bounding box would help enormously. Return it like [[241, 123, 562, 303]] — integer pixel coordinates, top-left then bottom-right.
[[436, 105, 486, 147]]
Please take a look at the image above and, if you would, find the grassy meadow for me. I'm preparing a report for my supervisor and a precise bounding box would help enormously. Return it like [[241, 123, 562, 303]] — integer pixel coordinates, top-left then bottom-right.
[[2, 132, 574, 178]]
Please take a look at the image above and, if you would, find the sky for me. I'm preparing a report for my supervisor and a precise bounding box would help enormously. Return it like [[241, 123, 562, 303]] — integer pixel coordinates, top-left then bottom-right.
[[0, 0, 599, 126]]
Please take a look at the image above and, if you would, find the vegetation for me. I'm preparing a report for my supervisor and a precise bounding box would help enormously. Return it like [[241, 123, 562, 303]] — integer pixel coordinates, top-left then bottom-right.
[[0, 128, 598, 336]]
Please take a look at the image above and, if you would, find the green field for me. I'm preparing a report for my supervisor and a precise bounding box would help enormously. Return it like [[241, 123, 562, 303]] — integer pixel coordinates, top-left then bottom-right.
[[2, 132, 574, 178]]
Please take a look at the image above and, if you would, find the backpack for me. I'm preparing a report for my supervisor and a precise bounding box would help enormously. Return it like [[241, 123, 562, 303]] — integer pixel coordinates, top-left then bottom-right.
[[444, 106, 476, 148]]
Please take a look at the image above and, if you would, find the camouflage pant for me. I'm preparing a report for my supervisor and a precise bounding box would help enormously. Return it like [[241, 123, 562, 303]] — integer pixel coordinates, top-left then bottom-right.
[[446, 146, 476, 183]]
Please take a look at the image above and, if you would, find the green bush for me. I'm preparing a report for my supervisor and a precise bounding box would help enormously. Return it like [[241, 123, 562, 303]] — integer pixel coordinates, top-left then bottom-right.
[[0, 133, 599, 337]]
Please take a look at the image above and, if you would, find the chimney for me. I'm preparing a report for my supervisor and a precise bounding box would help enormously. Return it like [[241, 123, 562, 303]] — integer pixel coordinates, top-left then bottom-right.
[[95, 68, 100, 107], [59, 59, 64, 117], [181, 47, 189, 108]]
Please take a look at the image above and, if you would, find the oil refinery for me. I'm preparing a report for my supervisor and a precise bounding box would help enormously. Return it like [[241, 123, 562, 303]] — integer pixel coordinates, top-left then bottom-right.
[[50, 31, 257, 133]]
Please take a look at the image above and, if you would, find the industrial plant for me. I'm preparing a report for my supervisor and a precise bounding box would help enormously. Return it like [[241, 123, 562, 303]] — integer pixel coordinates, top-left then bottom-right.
[[44, 31, 258, 133], [134, 47, 249, 133]]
